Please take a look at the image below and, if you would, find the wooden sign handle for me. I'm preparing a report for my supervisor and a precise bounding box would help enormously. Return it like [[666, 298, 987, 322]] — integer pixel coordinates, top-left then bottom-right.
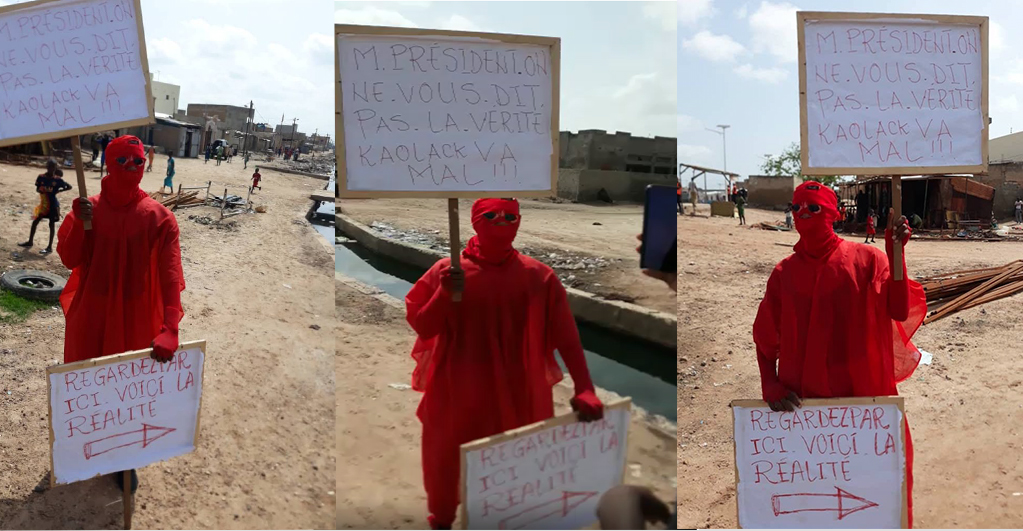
[[69, 136, 92, 231], [892, 175, 903, 281], [448, 198, 462, 302], [122, 470, 133, 529]]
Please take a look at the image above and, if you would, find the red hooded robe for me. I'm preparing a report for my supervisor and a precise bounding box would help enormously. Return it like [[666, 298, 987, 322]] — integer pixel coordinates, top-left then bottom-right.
[[753, 182, 926, 527], [57, 135, 185, 363], [405, 198, 603, 529]]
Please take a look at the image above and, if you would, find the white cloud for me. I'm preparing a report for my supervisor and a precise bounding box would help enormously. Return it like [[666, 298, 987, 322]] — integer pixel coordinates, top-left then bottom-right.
[[438, 14, 482, 32], [679, 0, 714, 27], [734, 63, 787, 83], [991, 20, 1006, 55], [682, 30, 746, 62], [148, 38, 183, 65], [748, 1, 798, 63], [607, 72, 676, 133], [335, 6, 417, 27], [679, 144, 713, 160], [678, 114, 703, 134], [996, 95, 1019, 113], [735, 4, 749, 19], [642, 1, 677, 31], [146, 17, 330, 133], [302, 33, 334, 66]]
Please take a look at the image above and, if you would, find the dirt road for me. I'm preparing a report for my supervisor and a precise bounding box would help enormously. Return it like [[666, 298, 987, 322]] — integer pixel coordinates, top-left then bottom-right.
[[678, 205, 1023, 528], [0, 155, 335, 529], [335, 277, 677, 529], [338, 198, 675, 314]]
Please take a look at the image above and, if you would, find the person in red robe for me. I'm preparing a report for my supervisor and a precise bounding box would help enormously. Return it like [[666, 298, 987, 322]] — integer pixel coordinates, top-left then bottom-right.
[[752, 181, 926, 527], [405, 198, 605, 530], [57, 135, 185, 493]]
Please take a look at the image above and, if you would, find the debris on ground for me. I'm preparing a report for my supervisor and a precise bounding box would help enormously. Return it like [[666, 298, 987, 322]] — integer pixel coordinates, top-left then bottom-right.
[[919, 260, 1023, 323], [756, 221, 791, 231], [263, 153, 335, 176], [150, 190, 205, 209], [187, 215, 238, 231]]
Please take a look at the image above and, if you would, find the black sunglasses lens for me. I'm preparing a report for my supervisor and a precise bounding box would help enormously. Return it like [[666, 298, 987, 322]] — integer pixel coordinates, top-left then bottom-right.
[[791, 204, 801, 212], [483, 212, 497, 219], [134, 157, 145, 165], [115, 157, 127, 164], [808, 205, 821, 213], [504, 214, 517, 222]]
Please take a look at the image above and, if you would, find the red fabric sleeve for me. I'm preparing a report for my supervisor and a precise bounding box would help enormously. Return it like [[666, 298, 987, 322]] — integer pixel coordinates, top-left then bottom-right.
[[405, 262, 454, 340], [56, 199, 95, 270], [548, 277, 595, 395], [753, 270, 790, 403], [158, 215, 185, 331]]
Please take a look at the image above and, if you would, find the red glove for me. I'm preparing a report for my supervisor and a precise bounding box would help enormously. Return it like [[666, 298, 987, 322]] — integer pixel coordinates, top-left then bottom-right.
[[151, 326, 179, 362], [571, 389, 604, 422]]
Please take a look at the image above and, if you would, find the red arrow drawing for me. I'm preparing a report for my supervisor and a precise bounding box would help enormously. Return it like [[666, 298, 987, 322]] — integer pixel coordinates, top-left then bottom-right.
[[497, 491, 598, 530], [83, 424, 176, 460], [771, 487, 879, 520]]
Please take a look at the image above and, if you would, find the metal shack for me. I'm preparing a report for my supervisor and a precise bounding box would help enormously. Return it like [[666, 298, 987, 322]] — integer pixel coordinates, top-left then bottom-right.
[[840, 175, 995, 229]]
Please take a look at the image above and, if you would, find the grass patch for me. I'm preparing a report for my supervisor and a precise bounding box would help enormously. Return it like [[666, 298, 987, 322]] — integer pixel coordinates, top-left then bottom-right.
[[0, 289, 53, 324]]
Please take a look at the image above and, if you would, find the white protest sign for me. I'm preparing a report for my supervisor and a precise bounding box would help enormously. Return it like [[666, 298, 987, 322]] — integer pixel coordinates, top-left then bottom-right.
[[47, 341, 206, 486], [336, 25, 559, 197], [798, 12, 988, 175], [0, 0, 154, 147], [460, 400, 630, 530], [731, 398, 907, 529]]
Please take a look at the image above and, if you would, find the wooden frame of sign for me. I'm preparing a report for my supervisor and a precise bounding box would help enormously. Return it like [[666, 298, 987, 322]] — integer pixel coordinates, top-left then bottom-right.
[[45, 339, 208, 489], [797, 11, 989, 176], [334, 24, 561, 198], [456, 398, 631, 530], [0, 0, 156, 148], [729, 396, 909, 529]]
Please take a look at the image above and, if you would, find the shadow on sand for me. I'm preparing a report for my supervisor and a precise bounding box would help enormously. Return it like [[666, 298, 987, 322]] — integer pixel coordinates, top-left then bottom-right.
[[0, 471, 129, 530]]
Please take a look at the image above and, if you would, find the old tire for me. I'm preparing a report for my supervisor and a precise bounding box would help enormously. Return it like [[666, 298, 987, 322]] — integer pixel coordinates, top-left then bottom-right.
[[0, 270, 66, 302]]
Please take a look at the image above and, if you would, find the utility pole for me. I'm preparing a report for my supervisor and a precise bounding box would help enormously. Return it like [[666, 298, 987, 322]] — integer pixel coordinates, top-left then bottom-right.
[[705, 124, 731, 191], [244, 100, 253, 159], [290, 117, 299, 152]]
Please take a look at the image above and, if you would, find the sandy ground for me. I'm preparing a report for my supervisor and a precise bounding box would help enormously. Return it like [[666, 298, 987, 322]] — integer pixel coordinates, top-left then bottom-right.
[[0, 155, 336, 529], [338, 198, 675, 315], [335, 279, 677, 530], [678, 205, 1023, 528]]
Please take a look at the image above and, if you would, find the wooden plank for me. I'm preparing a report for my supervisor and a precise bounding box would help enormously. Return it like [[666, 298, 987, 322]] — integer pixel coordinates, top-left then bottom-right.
[[925, 262, 1023, 323]]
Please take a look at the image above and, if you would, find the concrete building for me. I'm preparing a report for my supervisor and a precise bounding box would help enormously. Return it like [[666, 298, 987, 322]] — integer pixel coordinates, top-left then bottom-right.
[[128, 113, 202, 158], [977, 162, 1023, 219], [745, 175, 802, 210], [185, 104, 254, 134], [151, 78, 181, 116], [989, 131, 1023, 163], [559, 130, 676, 174], [557, 169, 675, 203]]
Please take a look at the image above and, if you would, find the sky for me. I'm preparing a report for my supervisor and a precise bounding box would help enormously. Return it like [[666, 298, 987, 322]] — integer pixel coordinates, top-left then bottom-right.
[[136, 0, 335, 138], [680, 0, 1011, 190], [336, 0, 678, 139]]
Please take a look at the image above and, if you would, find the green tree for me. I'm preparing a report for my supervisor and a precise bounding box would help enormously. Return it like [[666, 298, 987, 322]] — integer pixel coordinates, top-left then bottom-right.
[[760, 142, 842, 188]]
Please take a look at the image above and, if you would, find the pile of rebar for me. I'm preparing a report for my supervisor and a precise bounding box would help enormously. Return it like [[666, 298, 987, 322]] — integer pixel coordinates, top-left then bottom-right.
[[919, 260, 1023, 323], [149, 191, 204, 209]]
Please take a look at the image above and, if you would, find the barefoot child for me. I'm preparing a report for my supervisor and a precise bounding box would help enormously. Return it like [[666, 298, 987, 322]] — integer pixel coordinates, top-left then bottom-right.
[[19, 160, 72, 255]]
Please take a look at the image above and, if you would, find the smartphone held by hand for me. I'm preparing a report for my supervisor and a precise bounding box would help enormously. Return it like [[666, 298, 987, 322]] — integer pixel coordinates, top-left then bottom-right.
[[641, 185, 677, 273]]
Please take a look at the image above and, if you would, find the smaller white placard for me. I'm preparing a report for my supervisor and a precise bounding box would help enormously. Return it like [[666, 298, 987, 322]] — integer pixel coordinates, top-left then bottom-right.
[[732, 398, 906, 529], [48, 343, 205, 485], [461, 401, 630, 530]]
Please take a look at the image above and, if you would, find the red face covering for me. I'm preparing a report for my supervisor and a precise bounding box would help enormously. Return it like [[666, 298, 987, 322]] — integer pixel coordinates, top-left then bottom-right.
[[463, 198, 520, 264], [791, 181, 840, 258], [101, 135, 147, 207]]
